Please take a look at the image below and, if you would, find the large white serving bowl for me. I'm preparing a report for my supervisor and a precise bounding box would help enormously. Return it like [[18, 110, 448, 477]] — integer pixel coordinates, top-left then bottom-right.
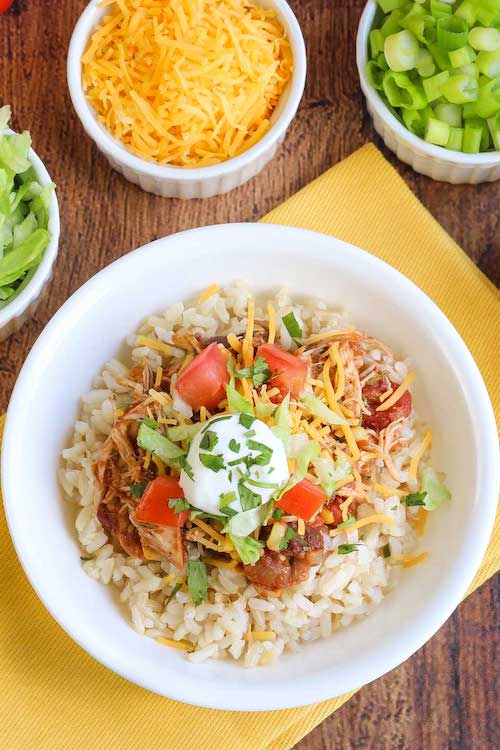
[[67, 0, 306, 199], [2, 223, 498, 711]]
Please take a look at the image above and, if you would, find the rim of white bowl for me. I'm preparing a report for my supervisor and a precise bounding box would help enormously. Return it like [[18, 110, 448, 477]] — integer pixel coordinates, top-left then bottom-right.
[[67, 0, 307, 182], [2, 224, 499, 710], [0, 130, 60, 331], [356, 0, 500, 167]]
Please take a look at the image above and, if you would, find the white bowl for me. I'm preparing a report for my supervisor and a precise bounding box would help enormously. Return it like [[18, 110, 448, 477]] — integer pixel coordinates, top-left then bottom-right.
[[356, 1, 500, 184], [0, 131, 60, 342], [2, 224, 498, 710], [67, 0, 306, 199]]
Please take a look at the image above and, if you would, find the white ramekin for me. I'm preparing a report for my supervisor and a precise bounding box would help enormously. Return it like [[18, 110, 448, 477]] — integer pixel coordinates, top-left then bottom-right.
[[357, 1, 500, 184], [67, 0, 306, 199], [0, 131, 60, 343]]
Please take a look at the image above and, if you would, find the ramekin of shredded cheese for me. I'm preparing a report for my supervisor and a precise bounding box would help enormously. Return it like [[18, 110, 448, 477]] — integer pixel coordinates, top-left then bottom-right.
[[67, 0, 306, 198]]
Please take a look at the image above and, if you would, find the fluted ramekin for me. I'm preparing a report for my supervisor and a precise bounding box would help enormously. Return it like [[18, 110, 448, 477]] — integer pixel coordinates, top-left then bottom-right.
[[67, 0, 306, 199], [0, 131, 60, 343], [357, 0, 500, 184]]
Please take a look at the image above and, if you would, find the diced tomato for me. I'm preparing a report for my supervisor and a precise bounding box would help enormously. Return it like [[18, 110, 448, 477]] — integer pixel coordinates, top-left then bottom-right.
[[175, 342, 230, 412], [0, 1, 14, 13], [362, 378, 412, 432], [276, 479, 328, 522], [135, 476, 188, 527], [255, 343, 307, 402]]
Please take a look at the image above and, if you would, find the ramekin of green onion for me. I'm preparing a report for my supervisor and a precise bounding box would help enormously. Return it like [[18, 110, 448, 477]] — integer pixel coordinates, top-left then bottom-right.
[[0, 106, 60, 342], [356, 0, 500, 183]]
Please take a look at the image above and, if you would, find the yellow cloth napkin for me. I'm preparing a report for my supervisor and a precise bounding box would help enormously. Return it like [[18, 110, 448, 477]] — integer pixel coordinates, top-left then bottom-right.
[[0, 144, 498, 750]]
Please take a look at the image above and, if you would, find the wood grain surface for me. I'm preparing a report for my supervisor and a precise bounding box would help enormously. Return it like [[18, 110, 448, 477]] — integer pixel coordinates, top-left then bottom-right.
[[0, 2, 498, 749]]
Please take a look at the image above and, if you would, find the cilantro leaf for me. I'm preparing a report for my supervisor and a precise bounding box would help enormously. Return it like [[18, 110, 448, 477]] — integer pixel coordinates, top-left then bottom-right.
[[272, 508, 285, 521], [199, 453, 225, 472], [200, 430, 218, 451], [239, 413, 255, 429], [402, 491, 427, 507], [279, 527, 298, 550], [130, 481, 148, 499], [247, 439, 272, 466], [178, 455, 194, 480], [168, 497, 191, 514], [229, 439, 240, 453], [382, 544, 391, 558], [338, 543, 362, 555], [235, 356, 271, 387], [238, 481, 262, 511]]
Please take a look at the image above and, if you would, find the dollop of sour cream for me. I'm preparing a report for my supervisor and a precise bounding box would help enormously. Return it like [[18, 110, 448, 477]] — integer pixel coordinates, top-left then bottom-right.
[[179, 413, 289, 516]]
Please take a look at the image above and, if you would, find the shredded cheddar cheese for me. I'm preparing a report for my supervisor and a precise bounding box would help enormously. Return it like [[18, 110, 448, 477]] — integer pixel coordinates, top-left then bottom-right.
[[329, 513, 395, 537], [245, 631, 277, 641], [409, 430, 432, 480], [157, 637, 193, 652], [154, 366, 163, 388], [372, 482, 405, 499], [267, 303, 276, 345], [375, 372, 415, 412], [242, 296, 255, 367], [227, 333, 242, 353], [198, 284, 219, 303], [82, 0, 292, 167], [414, 507, 428, 536], [136, 336, 172, 355], [394, 552, 429, 568]]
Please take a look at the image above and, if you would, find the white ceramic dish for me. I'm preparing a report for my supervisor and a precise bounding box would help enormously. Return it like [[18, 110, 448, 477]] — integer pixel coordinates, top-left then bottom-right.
[[67, 0, 306, 199], [2, 223, 498, 710], [356, 0, 500, 184], [0, 130, 60, 343]]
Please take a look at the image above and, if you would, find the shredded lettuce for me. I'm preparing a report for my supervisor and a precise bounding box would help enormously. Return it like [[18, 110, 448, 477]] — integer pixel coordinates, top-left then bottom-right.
[[301, 393, 347, 426], [166, 422, 203, 442], [271, 393, 290, 447], [421, 467, 451, 511], [187, 561, 208, 605], [226, 360, 254, 415], [226, 501, 271, 537], [229, 534, 263, 565], [136, 423, 185, 465], [312, 454, 352, 496], [0, 106, 54, 309]]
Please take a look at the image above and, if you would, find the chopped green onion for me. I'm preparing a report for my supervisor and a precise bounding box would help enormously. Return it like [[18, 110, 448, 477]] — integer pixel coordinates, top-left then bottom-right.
[[463, 121, 483, 151], [468, 26, 500, 52], [446, 125, 464, 150], [200, 430, 218, 451], [436, 16, 469, 50], [281, 311, 302, 343], [477, 50, 500, 78], [434, 100, 462, 125], [383, 70, 427, 108], [425, 117, 451, 144], [422, 69, 450, 101], [430, 0, 453, 20], [401, 13, 436, 45], [370, 28, 386, 57], [454, 0, 477, 28], [440, 73, 479, 102], [416, 48, 437, 77], [448, 45, 476, 68], [381, 9, 405, 38], [487, 112, 500, 148], [472, 77, 500, 118], [384, 29, 421, 71], [475, 1, 500, 27], [377, 0, 407, 13], [366, 60, 386, 90]]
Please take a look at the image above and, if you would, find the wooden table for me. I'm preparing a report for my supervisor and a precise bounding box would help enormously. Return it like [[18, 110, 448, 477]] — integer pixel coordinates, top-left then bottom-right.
[[0, 2, 498, 748]]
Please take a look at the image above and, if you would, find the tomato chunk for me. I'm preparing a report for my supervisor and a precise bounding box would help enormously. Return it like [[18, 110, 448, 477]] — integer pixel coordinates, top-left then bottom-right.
[[276, 479, 327, 521], [175, 342, 230, 411], [135, 476, 188, 527], [362, 378, 412, 432], [256, 343, 307, 402]]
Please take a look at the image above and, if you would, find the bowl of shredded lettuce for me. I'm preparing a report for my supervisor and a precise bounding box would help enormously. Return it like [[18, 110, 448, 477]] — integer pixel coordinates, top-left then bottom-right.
[[0, 106, 60, 342]]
